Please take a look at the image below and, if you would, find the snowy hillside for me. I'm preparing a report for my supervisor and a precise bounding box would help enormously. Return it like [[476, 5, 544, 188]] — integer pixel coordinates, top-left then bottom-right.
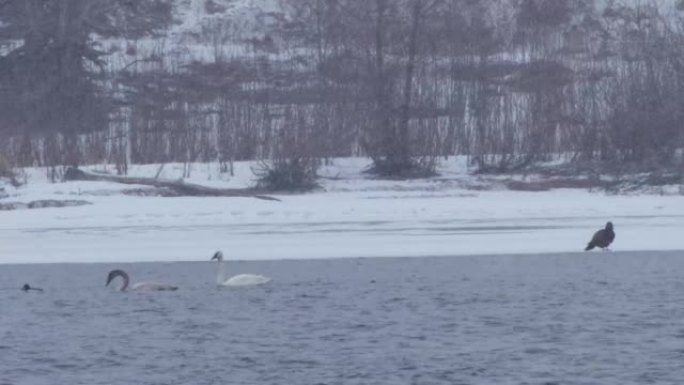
[[104, 0, 287, 68]]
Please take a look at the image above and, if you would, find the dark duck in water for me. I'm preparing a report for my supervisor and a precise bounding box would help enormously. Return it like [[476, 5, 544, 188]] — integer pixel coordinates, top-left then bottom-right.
[[21, 284, 43, 292], [585, 221, 615, 251]]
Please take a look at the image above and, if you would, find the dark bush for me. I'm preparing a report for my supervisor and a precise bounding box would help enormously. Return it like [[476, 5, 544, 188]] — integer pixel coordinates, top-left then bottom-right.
[[254, 157, 319, 192], [366, 156, 438, 179], [0, 155, 12, 179]]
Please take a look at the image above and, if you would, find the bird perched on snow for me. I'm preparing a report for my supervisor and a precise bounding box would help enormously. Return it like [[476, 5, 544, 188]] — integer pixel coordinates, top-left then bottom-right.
[[585, 221, 615, 251]]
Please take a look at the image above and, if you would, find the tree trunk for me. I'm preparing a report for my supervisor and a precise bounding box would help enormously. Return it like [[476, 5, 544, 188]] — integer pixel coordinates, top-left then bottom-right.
[[63, 168, 281, 201], [373, 0, 392, 159], [397, 0, 423, 165]]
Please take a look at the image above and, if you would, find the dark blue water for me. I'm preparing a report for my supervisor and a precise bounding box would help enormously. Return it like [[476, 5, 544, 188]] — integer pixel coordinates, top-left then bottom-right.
[[2, 252, 684, 385]]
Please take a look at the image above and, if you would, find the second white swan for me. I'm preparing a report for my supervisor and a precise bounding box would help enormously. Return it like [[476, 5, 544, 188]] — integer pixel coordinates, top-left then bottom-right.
[[211, 251, 271, 286]]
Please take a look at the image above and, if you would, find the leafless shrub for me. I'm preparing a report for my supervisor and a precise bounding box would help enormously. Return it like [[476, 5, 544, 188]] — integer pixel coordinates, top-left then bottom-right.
[[253, 106, 320, 191], [0, 155, 18, 186], [253, 157, 319, 192]]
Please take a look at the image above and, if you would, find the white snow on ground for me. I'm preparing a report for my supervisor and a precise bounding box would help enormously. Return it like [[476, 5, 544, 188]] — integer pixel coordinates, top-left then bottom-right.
[[2, 157, 684, 264]]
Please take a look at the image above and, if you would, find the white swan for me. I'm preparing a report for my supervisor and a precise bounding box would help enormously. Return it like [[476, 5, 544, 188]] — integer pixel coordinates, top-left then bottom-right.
[[106, 269, 178, 292], [211, 251, 271, 286]]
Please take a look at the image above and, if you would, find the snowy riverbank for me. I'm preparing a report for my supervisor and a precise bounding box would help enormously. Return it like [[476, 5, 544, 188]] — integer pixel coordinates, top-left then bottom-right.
[[2, 157, 684, 264]]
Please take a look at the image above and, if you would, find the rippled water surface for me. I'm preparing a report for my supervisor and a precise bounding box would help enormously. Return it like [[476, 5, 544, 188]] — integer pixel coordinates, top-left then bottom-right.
[[3, 252, 684, 385]]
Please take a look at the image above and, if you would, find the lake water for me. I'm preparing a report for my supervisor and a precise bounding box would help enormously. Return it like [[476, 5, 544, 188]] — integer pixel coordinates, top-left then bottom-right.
[[2, 252, 684, 385]]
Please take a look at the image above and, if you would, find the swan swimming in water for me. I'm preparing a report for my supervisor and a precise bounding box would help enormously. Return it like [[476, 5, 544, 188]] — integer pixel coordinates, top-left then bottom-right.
[[106, 269, 178, 291], [211, 251, 271, 286]]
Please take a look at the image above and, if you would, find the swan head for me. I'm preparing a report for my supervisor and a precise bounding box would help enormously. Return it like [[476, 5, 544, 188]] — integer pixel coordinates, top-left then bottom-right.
[[211, 251, 224, 262], [106, 269, 130, 291]]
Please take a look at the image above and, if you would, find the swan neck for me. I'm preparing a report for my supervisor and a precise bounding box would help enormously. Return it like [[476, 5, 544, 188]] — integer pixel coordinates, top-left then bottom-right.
[[116, 270, 130, 291], [108, 269, 131, 291], [216, 258, 226, 284], [121, 273, 129, 291]]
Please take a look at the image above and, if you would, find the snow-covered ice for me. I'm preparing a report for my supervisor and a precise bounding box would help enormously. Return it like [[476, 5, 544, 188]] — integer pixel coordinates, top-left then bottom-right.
[[2, 158, 684, 264]]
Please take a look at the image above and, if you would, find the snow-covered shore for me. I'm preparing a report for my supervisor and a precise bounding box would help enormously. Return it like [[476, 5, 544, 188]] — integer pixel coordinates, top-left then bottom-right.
[[2, 158, 684, 264]]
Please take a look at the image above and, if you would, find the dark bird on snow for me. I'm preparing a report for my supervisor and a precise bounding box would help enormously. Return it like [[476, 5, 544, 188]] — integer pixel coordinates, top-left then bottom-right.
[[585, 221, 615, 251]]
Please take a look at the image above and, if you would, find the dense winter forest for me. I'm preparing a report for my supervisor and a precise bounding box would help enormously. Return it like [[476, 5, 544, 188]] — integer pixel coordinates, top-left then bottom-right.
[[2, 0, 684, 187]]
